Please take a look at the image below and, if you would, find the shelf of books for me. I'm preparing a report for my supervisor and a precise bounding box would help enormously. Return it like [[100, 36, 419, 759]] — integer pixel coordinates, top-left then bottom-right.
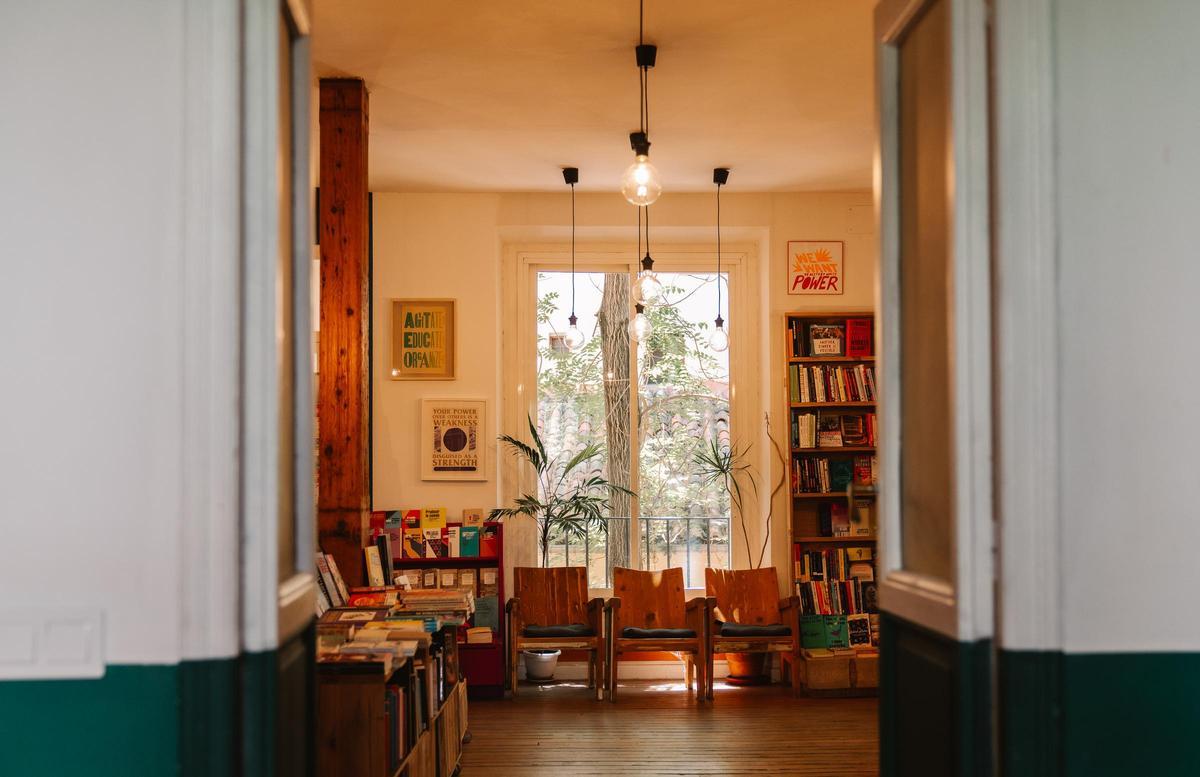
[[315, 572, 471, 777], [363, 508, 506, 701], [784, 311, 879, 696]]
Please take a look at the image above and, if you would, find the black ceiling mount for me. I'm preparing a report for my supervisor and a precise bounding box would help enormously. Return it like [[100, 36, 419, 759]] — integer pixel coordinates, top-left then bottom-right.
[[713, 167, 730, 185], [629, 131, 651, 156], [635, 44, 657, 69], [562, 167, 579, 185]]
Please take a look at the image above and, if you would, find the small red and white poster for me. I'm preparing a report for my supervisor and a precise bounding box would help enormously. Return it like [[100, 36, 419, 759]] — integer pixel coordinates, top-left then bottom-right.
[[787, 240, 844, 295]]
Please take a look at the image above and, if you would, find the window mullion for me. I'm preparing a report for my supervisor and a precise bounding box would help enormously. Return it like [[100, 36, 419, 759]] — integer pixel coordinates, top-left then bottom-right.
[[627, 264, 641, 570]]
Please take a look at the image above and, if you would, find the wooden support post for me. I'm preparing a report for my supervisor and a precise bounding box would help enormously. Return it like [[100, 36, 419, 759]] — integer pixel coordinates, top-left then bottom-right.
[[317, 78, 370, 586]]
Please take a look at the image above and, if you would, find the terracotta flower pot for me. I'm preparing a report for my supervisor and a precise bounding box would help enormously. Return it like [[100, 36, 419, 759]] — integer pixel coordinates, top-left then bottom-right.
[[725, 652, 771, 686]]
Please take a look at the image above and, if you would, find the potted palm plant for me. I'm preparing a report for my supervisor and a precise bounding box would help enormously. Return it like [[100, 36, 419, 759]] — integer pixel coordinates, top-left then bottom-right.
[[490, 415, 634, 682]]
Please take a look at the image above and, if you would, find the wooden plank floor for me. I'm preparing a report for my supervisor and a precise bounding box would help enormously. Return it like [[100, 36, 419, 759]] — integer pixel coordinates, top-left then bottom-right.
[[461, 680, 879, 776]]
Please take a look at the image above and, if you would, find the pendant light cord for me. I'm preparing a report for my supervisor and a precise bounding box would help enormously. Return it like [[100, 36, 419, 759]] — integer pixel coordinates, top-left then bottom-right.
[[570, 181, 577, 317], [716, 182, 722, 316], [638, 0, 649, 138], [644, 205, 650, 258], [637, 205, 642, 263]]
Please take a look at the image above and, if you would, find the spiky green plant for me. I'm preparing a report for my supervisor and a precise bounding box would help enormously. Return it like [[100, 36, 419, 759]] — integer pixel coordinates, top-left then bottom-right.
[[490, 415, 635, 567], [694, 413, 788, 569]]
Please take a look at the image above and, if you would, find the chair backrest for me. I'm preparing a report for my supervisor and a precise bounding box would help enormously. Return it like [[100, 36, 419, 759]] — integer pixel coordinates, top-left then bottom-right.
[[612, 567, 687, 630], [512, 566, 589, 626], [705, 567, 782, 625]]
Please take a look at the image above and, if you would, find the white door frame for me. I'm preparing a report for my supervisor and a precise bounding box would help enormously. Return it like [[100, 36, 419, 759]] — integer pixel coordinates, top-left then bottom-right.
[[874, 0, 994, 643], [241, 0, 316, 656]]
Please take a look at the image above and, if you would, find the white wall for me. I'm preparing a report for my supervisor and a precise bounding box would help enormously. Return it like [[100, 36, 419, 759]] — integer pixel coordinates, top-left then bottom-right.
[[1055, 0, 1200, 652], [372, 194, 506, 514], [0, 0, 207, 673], [371, 190, 876, 584]]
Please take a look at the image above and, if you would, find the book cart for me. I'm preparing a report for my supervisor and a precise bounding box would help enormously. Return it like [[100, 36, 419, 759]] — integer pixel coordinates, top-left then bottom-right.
[[316, 599, 471, 777], [779, 311, 880, 696]]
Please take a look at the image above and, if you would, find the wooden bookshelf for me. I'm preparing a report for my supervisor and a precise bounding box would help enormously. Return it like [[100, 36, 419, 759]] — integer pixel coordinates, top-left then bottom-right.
[[789, 401, 875, 409], [783, 310, 879, 697], [793, 492, 876, 501]]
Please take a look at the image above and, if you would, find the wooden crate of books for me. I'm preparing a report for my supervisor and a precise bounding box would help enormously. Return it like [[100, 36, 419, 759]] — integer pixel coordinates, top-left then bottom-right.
[[796, 651, 852, 691], [794, 649, 879, 697]]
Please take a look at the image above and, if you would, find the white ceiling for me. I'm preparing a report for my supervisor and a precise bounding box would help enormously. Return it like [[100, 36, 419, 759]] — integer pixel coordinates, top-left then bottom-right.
[[312, 0, 875, 193]]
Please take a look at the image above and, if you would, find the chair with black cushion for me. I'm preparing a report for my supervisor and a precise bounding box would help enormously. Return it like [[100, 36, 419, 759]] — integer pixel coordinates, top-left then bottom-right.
[[506, 566, 604, 699], [703, 567, 801, 700], [604, 567, 710, 702]]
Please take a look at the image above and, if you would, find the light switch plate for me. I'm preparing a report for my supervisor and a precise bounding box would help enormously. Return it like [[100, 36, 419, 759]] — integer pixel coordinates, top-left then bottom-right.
[[0, 607, 104, 679]]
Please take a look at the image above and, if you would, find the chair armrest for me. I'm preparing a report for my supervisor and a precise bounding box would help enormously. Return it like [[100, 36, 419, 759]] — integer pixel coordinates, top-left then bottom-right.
[[586, 597, 605, 632], [505, 596, 520, 615], [778, 595, 801, 613], [685, 596, 714, 637], [604, 597, 622, 639]]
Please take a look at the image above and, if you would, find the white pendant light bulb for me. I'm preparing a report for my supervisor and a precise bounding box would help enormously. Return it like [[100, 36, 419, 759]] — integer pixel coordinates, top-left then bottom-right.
[[710, 316, 729, 352], [621, 155, 662, 206], [636, 267, 663, 304], [628, 303, 653, 340], [564, 314, 586, 351]]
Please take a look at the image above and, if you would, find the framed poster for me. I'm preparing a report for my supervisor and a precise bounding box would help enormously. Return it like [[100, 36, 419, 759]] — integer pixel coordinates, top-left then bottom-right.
[[391, 298, 456, 380], [420, 398, 487, 481], [787, 240, 844, 295]]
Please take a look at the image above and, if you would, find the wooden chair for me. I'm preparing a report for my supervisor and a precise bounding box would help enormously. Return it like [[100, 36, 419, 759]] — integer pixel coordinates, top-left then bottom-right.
[[505, 567, 605, 699], [604, 567, 710, 702], [704, 567, 802, 700]]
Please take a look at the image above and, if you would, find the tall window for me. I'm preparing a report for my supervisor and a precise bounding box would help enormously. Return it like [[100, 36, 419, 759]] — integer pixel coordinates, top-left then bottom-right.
[[636, 272, 730, 589], [535, 267, 730, 588]]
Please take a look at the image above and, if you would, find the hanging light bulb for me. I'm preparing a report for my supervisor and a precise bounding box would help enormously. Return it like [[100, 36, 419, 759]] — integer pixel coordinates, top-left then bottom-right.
[[636, 256, 663, 304], [561, 167, 586, 351], [564, 314, 585, 351], [621, 153, 662, 207], [709, 167, 731, 352], [620, 13, 663, 206], [710, 315, 729, 352], [634, 204, 663, 304], [628, 303, 653, 340]]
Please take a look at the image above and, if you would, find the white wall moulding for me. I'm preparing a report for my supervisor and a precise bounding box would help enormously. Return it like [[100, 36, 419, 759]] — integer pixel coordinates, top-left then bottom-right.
[[993, 0, 1060, 653], [0, 608, 104, 680]]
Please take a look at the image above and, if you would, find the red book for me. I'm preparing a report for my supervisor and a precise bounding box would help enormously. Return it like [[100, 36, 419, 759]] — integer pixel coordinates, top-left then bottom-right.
[[479, 524, 500, 557], [846, 318, 873, 358]]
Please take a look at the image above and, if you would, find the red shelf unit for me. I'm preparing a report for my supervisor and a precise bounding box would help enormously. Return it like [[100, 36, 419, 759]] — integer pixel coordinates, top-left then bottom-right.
[[392, 522, 506, 700]]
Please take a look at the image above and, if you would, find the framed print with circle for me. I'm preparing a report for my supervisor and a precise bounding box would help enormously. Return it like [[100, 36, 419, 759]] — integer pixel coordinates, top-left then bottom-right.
[[420, 398, 487, 481]]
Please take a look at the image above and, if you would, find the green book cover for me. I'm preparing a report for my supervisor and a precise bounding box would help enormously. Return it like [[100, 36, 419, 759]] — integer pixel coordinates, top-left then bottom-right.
[[824, 615, 849, 648], [800, 615, 829, 649], [830, 459, 855, 492], [459, 526, 480, 557], [475, 595, 500, 631]]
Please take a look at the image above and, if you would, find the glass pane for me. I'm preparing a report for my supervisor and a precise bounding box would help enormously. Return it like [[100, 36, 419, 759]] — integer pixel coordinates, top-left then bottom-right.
[[536, 271, 633, 588], [898, 0, 955, 582], [637, 272, 731, 579]]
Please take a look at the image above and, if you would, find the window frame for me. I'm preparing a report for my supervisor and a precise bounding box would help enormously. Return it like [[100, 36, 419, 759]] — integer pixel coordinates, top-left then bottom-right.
[[502, 243, 756, 595]]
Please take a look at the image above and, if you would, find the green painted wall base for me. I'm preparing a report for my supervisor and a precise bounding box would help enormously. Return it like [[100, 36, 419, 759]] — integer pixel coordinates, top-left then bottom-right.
[[1060, 652, 1200, 776], [0, 665, 181, 777], [879, 612, 991, 777]]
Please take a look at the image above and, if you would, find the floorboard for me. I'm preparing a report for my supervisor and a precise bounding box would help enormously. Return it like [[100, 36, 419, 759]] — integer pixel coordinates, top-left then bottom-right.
[[460, 680, 879, 776]]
